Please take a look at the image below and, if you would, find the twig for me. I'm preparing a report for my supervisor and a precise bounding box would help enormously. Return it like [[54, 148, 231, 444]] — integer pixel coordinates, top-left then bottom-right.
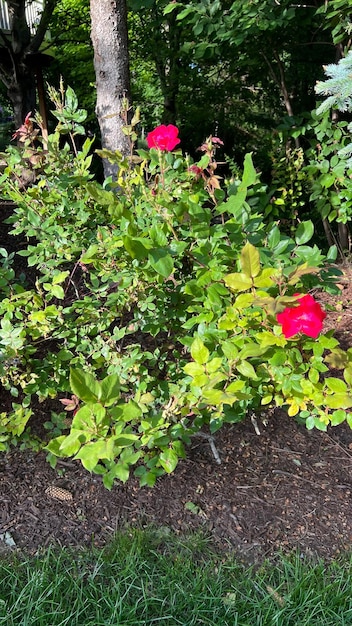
[[272, 469, 329, 488], [250, 413, 261, 435], [192, 432, 221, 465], [323, 432, 352, 460]]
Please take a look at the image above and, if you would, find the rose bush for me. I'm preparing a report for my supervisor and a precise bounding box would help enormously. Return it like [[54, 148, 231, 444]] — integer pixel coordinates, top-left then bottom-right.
[[0, 89, 350, 487], [146, 124, 181, 151], [277, 294, 327, 339]]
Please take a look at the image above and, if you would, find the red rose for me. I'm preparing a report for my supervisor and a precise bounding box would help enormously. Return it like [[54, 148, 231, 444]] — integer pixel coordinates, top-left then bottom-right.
[[276, 294, 326, 339], [146, 124, 181, 151]]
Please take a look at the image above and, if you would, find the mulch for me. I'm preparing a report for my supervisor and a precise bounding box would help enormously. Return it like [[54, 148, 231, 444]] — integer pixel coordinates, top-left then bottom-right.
[[1, 200, 352, 562], [1, 411, 352, 563]]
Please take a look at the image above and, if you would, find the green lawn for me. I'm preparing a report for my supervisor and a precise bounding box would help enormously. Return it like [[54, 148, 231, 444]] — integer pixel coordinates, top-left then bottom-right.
[[0, 528, 351, 625]]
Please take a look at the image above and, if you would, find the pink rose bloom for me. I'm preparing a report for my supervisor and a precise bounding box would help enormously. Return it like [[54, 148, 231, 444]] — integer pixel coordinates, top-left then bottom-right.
[[146, 124, 181, 151], [277, 294, 326, 339]]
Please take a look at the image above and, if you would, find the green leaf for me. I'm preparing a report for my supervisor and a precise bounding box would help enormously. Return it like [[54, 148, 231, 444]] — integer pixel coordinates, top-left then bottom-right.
[[325, 377, 348, 393], [242, 153, 257, 187], [184, 362, 206, 377], [254, 268, 277, 288], [226, 380, 246, 394], [239, 344, 268, 359], [224, 188, 247, 216], [111, 401, 142, 423], [295, 220, 314, 245], [71, 406, 97, 431], [81, 244, 99, 264], [241, 242, 260, 278], [148, 248, 174, 278], [325, 393, 352, 410], [104, 463, 130, 486], [59, 429, 88, 455], [287, 264, 320, 286], [150, 225, 168, 247], [175, 6, 194, 20], [65, 86, 79, 111], [122, 236, 151, 260], [113, 434, 139, 447], [70, 368, 101, 403], [206, 357, 223, 373], [57, 349, 74, 362], [344, 366, 352, 387], [190, 337, 209, 365], [163, 1, 181, 15], [319, 173, 335, 188], [51, 285, 65, 299], [221, 341, 239, 360], [86, 184, 115, 206], [100, 374, 120, 406], [202, 389, 226, 404], [207, 388, 240, 405], [45, 435, 66, 457], [52, 271, 69, 285], [159, 448, 179, 473], [224, 272, 252, 292], [311, 417, 328, 432], [75, 439, 115, 471], [330, 410, 346, 426], [236, 360, 258, 379], [305, 415, 315, 430], [267, 225, 281, 249]]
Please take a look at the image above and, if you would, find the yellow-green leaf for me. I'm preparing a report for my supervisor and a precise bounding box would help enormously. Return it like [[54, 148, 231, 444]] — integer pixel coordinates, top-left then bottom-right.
[[254, 267, 278, 288], [240, 242, 260, 278], [224, 272, 252, 292], [190, 337, 209, 365]]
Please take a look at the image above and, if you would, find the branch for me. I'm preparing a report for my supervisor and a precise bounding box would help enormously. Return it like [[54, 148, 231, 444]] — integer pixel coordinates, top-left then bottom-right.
[[261, 51, 280, 87], [29, 0, 57, 52], [273, 49, 294, 117]]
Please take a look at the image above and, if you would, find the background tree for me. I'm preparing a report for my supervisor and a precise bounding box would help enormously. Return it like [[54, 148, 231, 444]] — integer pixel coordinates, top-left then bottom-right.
[[165, 0, 337, 161], [0, 0, 57, 127]]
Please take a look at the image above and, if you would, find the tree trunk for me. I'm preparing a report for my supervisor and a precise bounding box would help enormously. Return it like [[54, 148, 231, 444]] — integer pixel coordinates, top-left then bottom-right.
[[90, 0, 131, 179], [262, 49, 300, 148], [0, 0, 57, 128], [152, 10, 181, 126], [7, 62, 37, 128]]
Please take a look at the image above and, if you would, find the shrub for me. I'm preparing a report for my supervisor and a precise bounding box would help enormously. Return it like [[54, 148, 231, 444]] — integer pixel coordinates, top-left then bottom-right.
[[0, 87, 349, 486]]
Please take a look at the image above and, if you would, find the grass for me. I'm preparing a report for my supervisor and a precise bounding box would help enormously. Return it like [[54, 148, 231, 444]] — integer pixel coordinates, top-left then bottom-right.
[[0, 528, 352, 625]]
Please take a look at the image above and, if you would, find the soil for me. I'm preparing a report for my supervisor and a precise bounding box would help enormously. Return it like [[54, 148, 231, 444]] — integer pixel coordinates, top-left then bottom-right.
[[1, 201, 352, 563]]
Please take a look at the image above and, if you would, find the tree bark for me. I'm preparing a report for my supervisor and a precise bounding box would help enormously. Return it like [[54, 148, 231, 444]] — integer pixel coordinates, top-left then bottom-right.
[[90, 0, 131, 179]]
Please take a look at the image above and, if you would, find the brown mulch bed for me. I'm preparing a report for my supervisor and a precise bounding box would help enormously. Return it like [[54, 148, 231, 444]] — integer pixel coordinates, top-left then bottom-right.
[[1, 412, 352, 563], [1, 200, 352, 562]]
